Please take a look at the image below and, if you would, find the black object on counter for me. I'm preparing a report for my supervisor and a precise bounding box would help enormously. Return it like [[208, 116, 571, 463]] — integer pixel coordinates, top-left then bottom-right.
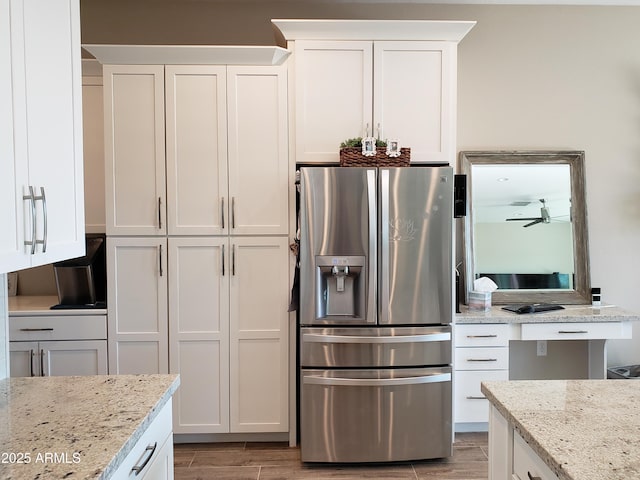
[[502, 303, 565, 314]]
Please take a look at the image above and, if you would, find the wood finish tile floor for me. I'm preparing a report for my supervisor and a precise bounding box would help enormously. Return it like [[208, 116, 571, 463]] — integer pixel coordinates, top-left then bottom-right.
[[174, 432, 488, 480]]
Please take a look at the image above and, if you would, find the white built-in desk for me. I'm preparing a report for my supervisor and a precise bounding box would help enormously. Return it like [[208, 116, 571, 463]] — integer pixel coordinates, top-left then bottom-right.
[[454, 305, 637, 432]]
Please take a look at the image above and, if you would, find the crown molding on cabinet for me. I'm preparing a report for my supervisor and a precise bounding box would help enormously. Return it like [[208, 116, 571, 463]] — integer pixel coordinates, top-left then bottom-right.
[[81, 45, 291, 65], [271, 19, 476, 42]]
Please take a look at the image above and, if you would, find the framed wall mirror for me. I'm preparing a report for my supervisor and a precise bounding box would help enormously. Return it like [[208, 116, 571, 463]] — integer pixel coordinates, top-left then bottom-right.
[[460, 151, 590, 305]]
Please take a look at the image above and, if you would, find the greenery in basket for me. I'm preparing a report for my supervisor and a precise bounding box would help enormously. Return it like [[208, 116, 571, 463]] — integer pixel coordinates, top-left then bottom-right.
[[340, 137, 387, 148]]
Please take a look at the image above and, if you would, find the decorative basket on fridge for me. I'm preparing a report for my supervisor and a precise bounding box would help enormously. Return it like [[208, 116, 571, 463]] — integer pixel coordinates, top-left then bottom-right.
[[339, 137, 410, 167]]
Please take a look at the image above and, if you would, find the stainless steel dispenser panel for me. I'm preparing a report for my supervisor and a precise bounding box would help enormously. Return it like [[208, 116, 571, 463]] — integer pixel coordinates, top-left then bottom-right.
[[379, 167, 453, 326], [300, 167, 376, 326], [300, 367, 452, 462], [300, 326, 451, 368]]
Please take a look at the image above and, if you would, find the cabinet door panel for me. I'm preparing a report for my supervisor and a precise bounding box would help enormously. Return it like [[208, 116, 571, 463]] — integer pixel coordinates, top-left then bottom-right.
[[107, 237, 168, 374], [0, 0, 29, 272], [9, 342, 38, 377], [166, 66, 228, 236], [169, 237, 230, 433], [104, 65, 166, 235], [374, 41, 454, 164], [229, 237, 289, 432], [227, 66, 289, 235], [294, 41, 372, 163], [42, 340, 108, 376], [21, 0, 85, 265]]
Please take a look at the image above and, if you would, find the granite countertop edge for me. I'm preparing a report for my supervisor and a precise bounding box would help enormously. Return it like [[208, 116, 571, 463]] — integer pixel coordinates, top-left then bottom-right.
[[456, 304, 639, 324], [99, 375, 180, 480], [480, 381, 571, 480]]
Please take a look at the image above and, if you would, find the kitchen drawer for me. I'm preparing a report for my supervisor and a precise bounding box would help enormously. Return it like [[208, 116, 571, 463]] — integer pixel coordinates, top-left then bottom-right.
[[513, 431, 559, 480], [454, 370, 508, 424], [9, 315, 107, 341], [110, 398, 173, 479], [455, 347, 509, 370], [455, 324, 510, 347], [520, 322, 630, 341]]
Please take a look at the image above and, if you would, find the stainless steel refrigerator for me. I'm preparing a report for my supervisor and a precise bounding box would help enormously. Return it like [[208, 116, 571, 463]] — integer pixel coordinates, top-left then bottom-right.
[[299, 166, 453, 463]]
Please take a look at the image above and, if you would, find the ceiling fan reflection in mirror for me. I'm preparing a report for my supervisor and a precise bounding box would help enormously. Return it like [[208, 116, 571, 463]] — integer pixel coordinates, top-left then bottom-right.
[[505, 198, 551, 227]]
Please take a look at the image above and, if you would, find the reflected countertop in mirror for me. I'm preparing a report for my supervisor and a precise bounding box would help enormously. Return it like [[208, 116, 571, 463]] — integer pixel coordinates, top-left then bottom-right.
[[460, 151, 590, 305]]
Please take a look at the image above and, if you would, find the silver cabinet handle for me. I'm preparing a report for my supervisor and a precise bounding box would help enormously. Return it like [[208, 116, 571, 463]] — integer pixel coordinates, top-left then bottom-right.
[[131, 442, 157, 476], [33, 187, 47, 252], [158, 244, 163, 277], [231, 197, 236, 229], [20, 328, 54, 332], [23, 186, 36, 254], [304, 372, 451, 387], [466, 334, 498, 338], [29, 349, 35, 377], [467, 358, 498, 362], [466, 396, 486, 400], [40, 348, 45, 377], [221, 244, 225, 276], [221, 197, 225, 229], [157, 197, 162, 229], [302, 332, 451, 344], [558, 330, 588, 334], [527, 472, 542, 480]]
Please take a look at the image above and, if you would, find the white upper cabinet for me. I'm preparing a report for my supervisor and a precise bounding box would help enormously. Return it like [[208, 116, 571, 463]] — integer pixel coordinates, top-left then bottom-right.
[[104, 65, 166, 236], [102, 61, 289, 237], [274, 19, 475, 165], [1, 0, 85, 273]]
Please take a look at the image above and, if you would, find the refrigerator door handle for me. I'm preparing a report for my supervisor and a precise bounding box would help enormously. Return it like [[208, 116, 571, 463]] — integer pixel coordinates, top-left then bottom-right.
[[366, 169, 377, 324], [379, 169, 390, 323], [303, 373, 451, 387], [302, 332, 451, 343]]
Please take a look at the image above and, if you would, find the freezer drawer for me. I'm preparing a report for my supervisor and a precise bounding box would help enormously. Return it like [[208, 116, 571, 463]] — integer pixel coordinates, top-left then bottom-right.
[[301, 326, 451, 368], [300, 367, 452, 462]]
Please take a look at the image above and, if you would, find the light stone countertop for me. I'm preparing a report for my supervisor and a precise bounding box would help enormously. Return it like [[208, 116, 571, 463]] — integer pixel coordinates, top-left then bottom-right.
[[482, 379, 640, 480], [456, 304, 639, 324], [9, 295, 107, 316], [0, 374, 179, 479]]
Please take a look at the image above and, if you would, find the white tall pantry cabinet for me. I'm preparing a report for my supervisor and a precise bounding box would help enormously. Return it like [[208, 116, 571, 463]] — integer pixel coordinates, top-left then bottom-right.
[[0, 0, 85, 274], [87, 45, 292, 436]]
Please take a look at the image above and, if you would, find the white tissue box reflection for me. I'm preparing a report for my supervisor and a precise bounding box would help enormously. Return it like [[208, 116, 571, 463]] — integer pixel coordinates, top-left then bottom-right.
[[468, 291, 491, 311]]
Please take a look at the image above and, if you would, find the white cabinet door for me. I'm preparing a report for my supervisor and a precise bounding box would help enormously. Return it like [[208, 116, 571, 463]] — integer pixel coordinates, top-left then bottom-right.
[[293, 41, 372, 163], [227, 66, 289, 235], [1, 0, 84, 273], [165, 66, 228, 236], [9, 341, 38, 377], [42, 340, 108, 376], [0, 0, 29, 272], [374, 41, 455, 163], [104, 65, 166, 236], [168, 237, 230, 434], [229, 236, 289, 432], [107, 237, 168, 374]]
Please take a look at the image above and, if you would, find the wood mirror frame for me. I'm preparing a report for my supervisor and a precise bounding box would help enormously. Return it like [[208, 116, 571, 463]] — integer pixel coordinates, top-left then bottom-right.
[[460, 150, 591, 305]]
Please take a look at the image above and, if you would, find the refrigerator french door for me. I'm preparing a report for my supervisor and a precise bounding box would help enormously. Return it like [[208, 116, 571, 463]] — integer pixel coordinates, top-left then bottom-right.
[[299, 167, 454, 463]]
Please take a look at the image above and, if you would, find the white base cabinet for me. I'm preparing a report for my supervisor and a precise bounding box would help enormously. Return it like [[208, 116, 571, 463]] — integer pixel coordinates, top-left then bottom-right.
[[107, 237, 169, 375], [169, 236, 289, 434], [9, 314, 107, 377], [1, 0, 85, 273]]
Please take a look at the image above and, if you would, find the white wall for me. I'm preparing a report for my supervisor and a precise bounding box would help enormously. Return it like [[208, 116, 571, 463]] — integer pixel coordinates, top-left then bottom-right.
[[79, 2, 640, 366], [0, 275, 8, 380]]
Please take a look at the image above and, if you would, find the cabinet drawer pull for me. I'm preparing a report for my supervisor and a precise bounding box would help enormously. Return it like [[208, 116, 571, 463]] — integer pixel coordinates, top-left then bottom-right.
[[466, 395, 486, 400], [221, 244, 225, 276], [221, 197, 225, 229], [231, 196, 236, 229], [30, 349, 35, 377], [467, 358, 498, 362], [131, 442, 157, 476], [527, 472, 542, 480], [466, 334, 498, 338], [23, 186, 37, 255], [20, 328, 54, 332], [157, 197, 162, 229], [40, 349, 45, 377], [558, 330, 588, 334]]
